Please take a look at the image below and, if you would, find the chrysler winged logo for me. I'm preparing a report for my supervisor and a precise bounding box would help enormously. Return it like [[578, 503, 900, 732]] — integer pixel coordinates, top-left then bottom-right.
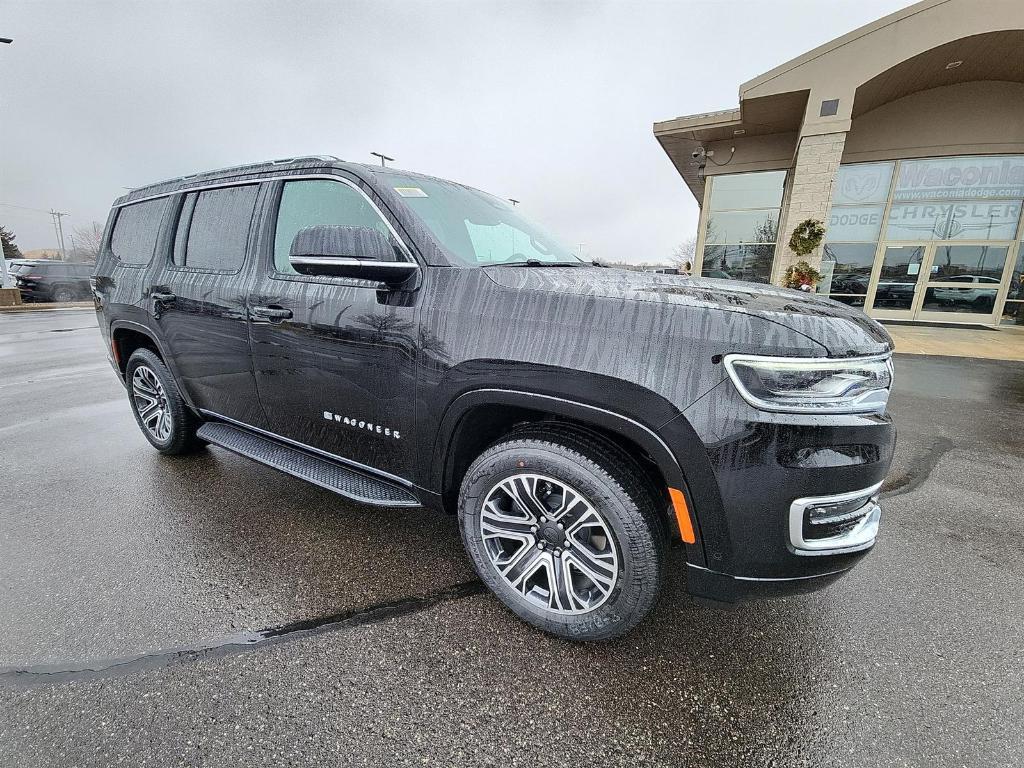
[[324, 411, 401, 439]]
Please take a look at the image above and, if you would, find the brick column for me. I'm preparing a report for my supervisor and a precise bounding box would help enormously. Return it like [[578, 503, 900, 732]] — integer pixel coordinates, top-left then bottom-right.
[[771, 131, 847, 285]]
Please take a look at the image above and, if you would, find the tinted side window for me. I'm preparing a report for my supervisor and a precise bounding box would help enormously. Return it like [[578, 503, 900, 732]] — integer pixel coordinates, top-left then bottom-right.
[[273, 180, 394, 275], [174, 185, 258, 272], [111, 199, 166, 265]]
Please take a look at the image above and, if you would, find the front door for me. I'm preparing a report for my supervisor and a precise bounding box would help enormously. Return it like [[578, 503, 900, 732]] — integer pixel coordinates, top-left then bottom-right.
[[868, 244, 927, 320], [247, 176, 419, 480], [868, 242, 1012, 323], [915, 243, 1009, 323]]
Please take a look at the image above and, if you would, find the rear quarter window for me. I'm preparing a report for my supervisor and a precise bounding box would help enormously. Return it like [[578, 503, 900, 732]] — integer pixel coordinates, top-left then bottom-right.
[[111, 199, 167, 265]]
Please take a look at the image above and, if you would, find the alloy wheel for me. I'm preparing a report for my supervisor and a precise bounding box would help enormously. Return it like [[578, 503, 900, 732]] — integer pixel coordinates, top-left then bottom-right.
[[479, 473, 620, 615], [132, 365, 173, 442]]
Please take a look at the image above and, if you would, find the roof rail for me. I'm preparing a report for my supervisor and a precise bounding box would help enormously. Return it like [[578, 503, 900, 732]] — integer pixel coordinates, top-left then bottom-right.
[[131, 155, 343, 193]]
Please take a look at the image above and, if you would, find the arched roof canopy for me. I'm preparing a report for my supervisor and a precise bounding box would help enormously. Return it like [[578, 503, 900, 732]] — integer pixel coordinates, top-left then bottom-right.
[[852, 30, 1024, 118]]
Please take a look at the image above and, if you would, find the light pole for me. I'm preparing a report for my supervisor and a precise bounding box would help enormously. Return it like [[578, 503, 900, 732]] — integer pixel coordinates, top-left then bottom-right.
[[370, 152, 394, 168], [0, 37, 13, 289]]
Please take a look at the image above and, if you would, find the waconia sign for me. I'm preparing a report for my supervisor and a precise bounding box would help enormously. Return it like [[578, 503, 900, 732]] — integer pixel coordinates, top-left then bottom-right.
[[829, 156, 1024, 243], [895, 156, 1024, 201]]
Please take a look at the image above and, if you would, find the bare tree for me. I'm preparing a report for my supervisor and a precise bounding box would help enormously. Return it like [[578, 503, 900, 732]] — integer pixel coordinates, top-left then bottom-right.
[[70, 221, 104, 263], [670, 236, 697, 273]]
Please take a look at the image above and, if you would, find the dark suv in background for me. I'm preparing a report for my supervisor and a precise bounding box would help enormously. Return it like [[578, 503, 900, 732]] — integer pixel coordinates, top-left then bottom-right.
[[93, 156, 896, 640], [15, 260, 94, 303]]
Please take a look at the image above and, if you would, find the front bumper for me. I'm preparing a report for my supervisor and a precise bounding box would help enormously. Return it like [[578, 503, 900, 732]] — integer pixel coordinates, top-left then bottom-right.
[[684, 562, 853, 604], [17, 287, 47, 302], [661, 376, 895, 603]]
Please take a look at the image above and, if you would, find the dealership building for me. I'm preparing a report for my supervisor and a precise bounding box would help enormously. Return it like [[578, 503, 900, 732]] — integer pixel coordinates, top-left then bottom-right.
[[654, 0, 1024, 326]]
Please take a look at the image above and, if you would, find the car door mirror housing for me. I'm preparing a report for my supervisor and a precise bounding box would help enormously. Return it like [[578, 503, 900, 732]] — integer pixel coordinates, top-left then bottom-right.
[[289, 225, 417, 286]]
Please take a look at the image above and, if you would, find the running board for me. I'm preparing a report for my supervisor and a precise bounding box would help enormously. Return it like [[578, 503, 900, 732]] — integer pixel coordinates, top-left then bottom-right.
[[197, 422, 420, 507]]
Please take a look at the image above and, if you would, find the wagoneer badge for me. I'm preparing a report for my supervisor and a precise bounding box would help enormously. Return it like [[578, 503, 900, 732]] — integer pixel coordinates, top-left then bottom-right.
[[323, 411, 400, 439]]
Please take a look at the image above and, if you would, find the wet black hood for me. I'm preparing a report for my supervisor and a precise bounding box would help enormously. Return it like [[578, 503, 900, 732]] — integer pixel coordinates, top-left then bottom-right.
[[482, 266, 893, 357]]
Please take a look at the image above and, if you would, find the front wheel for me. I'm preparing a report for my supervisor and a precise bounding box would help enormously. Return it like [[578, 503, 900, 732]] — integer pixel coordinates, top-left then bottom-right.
[[458, 425, 665, 641], [125, 348, 204, 455]]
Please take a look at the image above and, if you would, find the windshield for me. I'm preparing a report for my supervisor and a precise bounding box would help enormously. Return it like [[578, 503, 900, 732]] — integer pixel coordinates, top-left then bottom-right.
[[380, 171, 581, 267]]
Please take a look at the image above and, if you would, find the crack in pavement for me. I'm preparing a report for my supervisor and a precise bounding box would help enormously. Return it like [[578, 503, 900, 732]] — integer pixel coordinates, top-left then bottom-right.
[[0, 580, 486, 689], [881, 437, 954, 499]]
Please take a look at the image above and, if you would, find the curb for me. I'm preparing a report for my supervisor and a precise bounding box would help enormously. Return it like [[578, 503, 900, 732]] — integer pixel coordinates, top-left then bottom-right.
[[0, 301, 94, 313]]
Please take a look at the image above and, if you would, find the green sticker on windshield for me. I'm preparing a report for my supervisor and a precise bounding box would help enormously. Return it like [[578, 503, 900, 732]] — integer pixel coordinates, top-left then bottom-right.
[[394, 187, 428, 198]]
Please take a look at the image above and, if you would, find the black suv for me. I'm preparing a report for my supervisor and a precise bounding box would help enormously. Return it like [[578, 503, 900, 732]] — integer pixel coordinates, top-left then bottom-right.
[[16, 260, 94, 303], [93, 156, 895, 640]]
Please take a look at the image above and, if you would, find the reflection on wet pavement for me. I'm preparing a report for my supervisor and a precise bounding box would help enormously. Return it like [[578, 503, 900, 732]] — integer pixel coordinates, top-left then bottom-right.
[[1, 311, 1022, 767]]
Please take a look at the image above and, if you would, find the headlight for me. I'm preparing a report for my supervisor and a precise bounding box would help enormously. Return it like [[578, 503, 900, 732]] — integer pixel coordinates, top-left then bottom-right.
[[723, 354, 893, 414]]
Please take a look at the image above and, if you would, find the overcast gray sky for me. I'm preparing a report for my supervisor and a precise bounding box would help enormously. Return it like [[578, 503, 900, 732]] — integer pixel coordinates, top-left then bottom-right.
[[1, 0, 912, 260]]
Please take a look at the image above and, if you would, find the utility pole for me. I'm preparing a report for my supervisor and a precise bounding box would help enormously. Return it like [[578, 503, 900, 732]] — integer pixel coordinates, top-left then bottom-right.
[[50, 210, 68, 261], [0, 36, 13, 289], [370, 152, 394, 168]]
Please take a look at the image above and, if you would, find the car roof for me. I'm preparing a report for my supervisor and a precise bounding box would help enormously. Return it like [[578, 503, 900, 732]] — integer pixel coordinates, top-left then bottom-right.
[[113, 155, 491, 207]]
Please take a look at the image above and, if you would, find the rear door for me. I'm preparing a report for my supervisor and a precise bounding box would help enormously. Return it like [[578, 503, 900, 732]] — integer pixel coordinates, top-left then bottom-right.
[[149, 183, 266, 426], [246, 175, 420, 479]]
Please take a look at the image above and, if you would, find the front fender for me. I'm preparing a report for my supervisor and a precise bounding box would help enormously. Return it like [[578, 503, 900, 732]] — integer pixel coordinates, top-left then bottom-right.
[[430, 382, 718, 568]]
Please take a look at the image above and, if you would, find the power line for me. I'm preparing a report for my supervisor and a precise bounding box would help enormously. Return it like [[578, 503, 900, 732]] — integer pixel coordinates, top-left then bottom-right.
[[0, 201, 55, 214]]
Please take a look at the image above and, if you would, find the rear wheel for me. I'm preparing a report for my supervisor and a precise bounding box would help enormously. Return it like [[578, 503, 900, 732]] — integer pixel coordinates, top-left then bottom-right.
[[125, 348, 204, 455], [458, 425, 665, 641], [51, 285, 75, 303]]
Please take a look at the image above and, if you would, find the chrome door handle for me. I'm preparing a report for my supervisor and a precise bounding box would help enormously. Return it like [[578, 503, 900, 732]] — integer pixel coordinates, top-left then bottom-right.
[[252, 306, 293, 321]]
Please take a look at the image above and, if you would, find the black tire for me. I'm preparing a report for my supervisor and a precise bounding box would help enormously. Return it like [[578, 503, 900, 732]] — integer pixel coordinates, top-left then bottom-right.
[[458, 423, 665, 641], [124, 348, 204, 455], [51, 285, 74, 303]]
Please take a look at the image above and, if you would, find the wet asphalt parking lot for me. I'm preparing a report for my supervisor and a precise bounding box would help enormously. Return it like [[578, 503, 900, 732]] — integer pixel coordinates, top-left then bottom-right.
[[0, 308, 1022, 767]]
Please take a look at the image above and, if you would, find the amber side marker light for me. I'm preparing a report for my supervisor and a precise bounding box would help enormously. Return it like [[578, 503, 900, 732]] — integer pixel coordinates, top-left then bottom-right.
[[668, 487, 696, 544]]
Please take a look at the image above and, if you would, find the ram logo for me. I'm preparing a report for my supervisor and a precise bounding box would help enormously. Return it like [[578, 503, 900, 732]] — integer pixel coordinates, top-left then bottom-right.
[[323, 411, 400, 439]]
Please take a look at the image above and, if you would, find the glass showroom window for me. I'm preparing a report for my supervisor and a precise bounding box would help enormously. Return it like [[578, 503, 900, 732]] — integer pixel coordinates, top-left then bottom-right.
[[1004, 247, 1024, 326], [701, 170, 785, 284], [819, 162, 894, 306], [886, 156, 1024, 242]]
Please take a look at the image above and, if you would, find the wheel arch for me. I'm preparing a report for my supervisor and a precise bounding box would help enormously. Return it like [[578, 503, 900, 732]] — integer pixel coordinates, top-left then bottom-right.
[[107, 322, 199, 411], [432, 388, 708, 567], [109, 321, 167, 378]]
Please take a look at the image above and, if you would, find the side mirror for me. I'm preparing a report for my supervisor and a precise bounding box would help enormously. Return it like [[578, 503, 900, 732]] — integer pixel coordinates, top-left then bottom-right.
[[289, 225, 418, 286]]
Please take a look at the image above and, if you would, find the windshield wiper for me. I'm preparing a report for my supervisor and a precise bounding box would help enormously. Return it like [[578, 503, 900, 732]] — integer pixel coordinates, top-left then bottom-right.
[[484, 260, 587, 268]]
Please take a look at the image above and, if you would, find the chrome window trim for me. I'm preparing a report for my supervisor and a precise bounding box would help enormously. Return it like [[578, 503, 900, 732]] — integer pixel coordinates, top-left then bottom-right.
[[788, 481, 883, 556], [289, 257, 417, 270], [723, 352, 893, 414], [113, 173, 415, 264]]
